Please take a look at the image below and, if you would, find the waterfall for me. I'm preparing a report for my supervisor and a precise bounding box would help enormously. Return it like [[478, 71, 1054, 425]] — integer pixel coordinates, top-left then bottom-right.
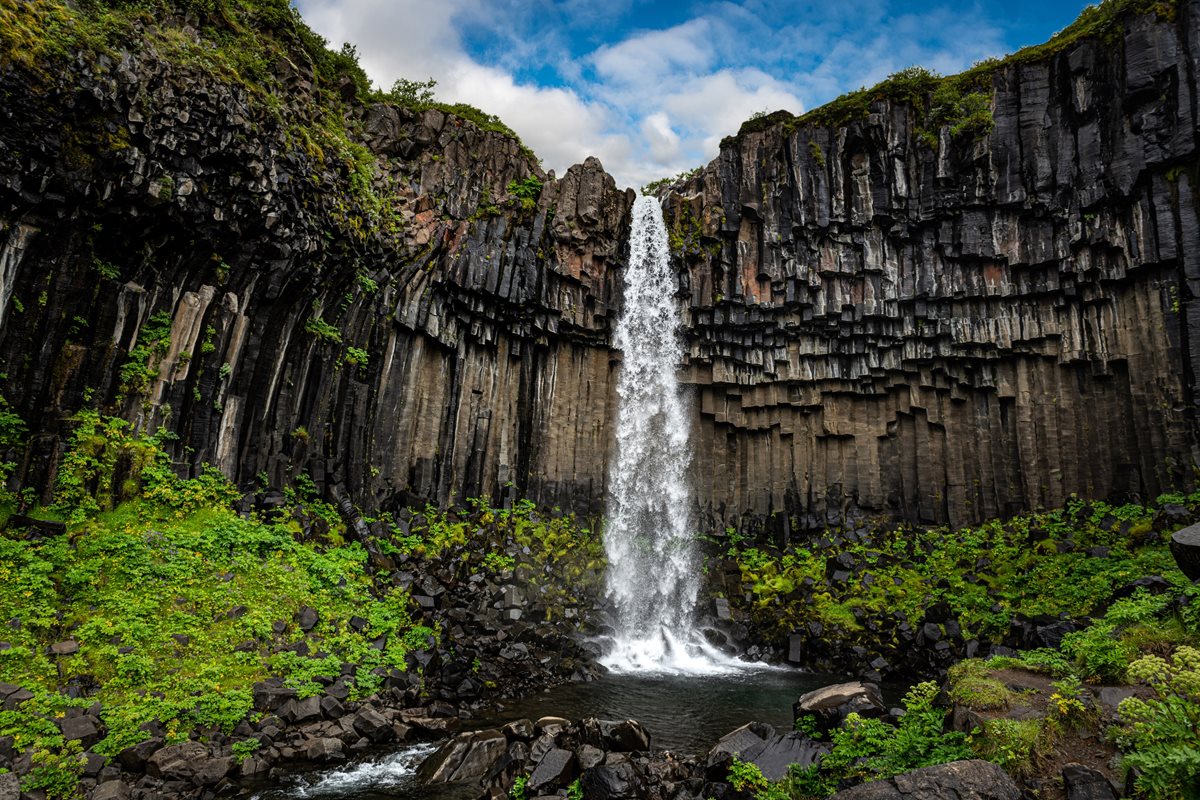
[[601, 195, 742, 674]]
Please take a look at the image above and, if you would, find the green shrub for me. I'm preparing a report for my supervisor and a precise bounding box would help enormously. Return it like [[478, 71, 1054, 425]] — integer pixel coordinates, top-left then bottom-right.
[[305, 315, 342, 343], [506, 176, 543, 211], [971, 718, 1045, 776], [231, 738, 261, 763], [807, 681, 972, 792]]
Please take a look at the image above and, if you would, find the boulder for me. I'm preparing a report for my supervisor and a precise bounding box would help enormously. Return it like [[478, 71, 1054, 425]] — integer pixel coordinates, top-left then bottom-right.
[[116, 737, 162, 771], [581, 761, 642, 800], [527, 748, 577, 793], [89, 780, 131, 800], [1062, 763, 1118, 800], [146, 741, 209, 781], [0, 773, 17, 800], [829, 759, 1020, 800], [192, 756, 235, 785], [417, 730, 508, 785], [2, 687, 32, 710], [47, 640, 79, 656], [59, 715, 102, 747], [305, 737, 346, 762], [794, 681, 886, 729], [502, 719, 535, 740], [252, 682, 297, 712], [707, 722, 826, 782], [581, 718, 651, 752], [1170, 523, 1200, 580], [297, 606, 320, 631], [352, 708, 394, 743]]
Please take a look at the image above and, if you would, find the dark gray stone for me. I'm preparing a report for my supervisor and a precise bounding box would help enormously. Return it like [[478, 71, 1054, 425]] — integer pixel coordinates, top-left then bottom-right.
[[417, 730, 508, 785], [306, 737, 346, 762], [527, 748, 577, 793], [830, 759, 1020, 800], [1062, 763, 1118, 800]]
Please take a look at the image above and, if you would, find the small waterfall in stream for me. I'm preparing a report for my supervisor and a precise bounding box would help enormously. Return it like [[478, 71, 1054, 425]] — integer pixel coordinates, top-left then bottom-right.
[[600, 195, 743, 674]]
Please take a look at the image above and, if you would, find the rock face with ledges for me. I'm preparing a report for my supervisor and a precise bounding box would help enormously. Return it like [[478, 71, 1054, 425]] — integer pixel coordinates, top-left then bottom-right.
[[0, 25, 630, 518], [1, 3, 1198, 532], [664, 5, 1200, 531]]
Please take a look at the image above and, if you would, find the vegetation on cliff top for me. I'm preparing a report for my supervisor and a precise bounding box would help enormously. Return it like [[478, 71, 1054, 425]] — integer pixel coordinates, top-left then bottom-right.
[[0, 0, 537, 246], [729, 0, 1176, 142]]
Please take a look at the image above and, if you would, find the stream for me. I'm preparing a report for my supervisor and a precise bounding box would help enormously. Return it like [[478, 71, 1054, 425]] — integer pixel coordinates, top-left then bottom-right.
[[249, 668, 842, 798]]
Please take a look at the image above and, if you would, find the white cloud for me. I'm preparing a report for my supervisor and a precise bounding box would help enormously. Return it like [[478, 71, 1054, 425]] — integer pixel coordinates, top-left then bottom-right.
[[295, 0, 1010, 189], [591, 18, 717, 86], [640, 112, 682, 165]]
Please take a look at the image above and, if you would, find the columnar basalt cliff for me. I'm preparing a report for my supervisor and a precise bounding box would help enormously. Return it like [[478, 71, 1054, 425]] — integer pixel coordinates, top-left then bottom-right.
[[0, 9, 631, 517], [0, 2, 1198, 532], [664, 3, 1200, 532]]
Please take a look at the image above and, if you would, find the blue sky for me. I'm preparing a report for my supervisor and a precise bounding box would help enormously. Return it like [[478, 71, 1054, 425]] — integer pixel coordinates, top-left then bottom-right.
[[296, 0, 1095, 188]]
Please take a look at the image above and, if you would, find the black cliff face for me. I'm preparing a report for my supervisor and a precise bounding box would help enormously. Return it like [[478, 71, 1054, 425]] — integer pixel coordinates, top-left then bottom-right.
[[1, 2, 1198, 532], [664, 4, 1200, 534]]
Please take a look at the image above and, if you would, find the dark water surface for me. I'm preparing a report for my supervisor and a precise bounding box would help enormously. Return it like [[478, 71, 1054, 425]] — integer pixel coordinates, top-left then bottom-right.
[[486, 668, 840, 756], [249, 669, 842, 799]]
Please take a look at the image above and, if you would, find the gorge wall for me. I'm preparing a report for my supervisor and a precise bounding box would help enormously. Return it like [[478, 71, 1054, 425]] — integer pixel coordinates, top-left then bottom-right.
[[0, 1, 1198, 532], [669, 3, 1200, 532]]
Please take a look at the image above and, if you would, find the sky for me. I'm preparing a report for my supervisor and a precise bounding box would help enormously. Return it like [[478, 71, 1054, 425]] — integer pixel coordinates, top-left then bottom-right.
[[295, 0, 1096, 189]]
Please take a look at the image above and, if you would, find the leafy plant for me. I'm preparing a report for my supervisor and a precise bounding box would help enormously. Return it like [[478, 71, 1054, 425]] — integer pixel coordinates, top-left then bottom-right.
[[305, 315, 342, 343], [231, 738, 261, 763], [506, 176, 543, 211], [482, 551, 515, 573], [344, 347, 369, 369], [1115, 646, 1200, 799], [119, 311, 173, 395], [971, 718, 1045, 776]]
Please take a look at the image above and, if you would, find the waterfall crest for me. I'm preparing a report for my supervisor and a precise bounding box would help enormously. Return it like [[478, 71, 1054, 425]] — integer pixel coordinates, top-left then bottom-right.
[[600, 195, 743, 674]]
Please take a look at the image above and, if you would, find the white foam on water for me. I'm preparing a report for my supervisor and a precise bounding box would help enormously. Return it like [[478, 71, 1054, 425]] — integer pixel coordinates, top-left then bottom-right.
[[251, 743, 437, 799], [601, 627, 766, 676]]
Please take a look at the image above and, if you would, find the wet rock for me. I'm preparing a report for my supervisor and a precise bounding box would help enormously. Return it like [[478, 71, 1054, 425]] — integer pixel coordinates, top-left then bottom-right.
[[534, 716, 570, 736], [829, 759, 1020, 800], [418, 730, 508, 785], [502, 719, 535, 740], [305, 738, 346, 762], [794, 681, 886, 730], [527, 748, 577, 793], [581, 719, 651, 752], [1062, 763, 1118, 800], [707, 722, 826, 782], [581, 761, 642, 800]]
